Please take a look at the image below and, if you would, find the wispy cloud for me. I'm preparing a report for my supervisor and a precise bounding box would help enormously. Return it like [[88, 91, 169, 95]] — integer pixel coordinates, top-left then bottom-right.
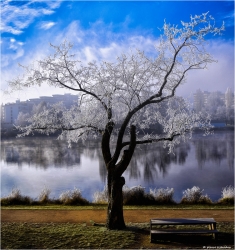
[[223, 10, 235, 27], [0, 0, 61, 35], [39, 21, 56, 30], [9, 38, 24, 50]]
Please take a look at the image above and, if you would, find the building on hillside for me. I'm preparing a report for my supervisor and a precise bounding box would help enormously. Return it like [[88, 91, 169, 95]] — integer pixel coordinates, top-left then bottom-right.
[[1, 94, 78, 128], [1, 100, 31, 127]]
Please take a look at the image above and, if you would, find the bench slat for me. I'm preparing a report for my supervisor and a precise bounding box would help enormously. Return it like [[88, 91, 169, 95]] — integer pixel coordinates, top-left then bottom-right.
[[151, 229, 218, 234], [151, 218, 216, 225]]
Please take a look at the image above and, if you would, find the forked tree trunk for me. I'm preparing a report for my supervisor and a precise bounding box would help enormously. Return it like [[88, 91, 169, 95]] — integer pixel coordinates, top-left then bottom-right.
[[102, 124, 136, 230], [106, 174, 126, 230]]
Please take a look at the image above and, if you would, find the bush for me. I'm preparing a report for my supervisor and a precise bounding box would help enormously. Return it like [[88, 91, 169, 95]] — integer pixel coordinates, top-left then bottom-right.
[[93, 185, 156, 205], [1, 188, 32, 205], [150, 187, 175, 204], [218, 186, 234, 205], [38, 187, 51, 204], [123, 186, 155, 205], [180, 186, 212, 204], [59, 188, 89, 205], [93, 187, 108, 204]]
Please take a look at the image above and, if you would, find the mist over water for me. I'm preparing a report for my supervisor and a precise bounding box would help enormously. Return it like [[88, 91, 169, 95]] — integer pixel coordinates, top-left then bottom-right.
[[1, 130, 234, 202]]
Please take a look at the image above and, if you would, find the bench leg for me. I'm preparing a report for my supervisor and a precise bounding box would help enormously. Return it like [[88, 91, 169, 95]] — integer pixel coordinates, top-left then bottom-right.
[[213, 223, 217, 240], [210, 223, 217, 240], [150, 233, 154, 243]]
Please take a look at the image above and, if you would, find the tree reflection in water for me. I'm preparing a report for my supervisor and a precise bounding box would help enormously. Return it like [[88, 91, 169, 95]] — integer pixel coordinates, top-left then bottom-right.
[[2, 138, 82, 169], [1, 130, 234, 183], [125, 142, 190, 183], [193, 131, 234, 169]]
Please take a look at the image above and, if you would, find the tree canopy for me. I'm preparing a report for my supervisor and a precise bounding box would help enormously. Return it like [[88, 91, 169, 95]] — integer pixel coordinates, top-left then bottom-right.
[[9, 13, 223, 151]]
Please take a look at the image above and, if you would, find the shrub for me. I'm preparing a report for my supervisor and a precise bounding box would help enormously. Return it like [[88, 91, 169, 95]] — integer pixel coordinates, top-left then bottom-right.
[[180, 186, 212, 204], [93, 185, 156, 205], [93, 186, 108, 204], [123, 186, 155, 205], [123, 185, 144, 205], [218, 186, 234, 205], [1, 188, 31, 205], [38, 187, 51, 204], [149, 187, 175, 204], [59, 188, 89, 205]]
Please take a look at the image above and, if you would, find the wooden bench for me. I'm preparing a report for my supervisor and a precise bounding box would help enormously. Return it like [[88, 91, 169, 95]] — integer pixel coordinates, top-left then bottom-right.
[[150, 218, 218, 242]]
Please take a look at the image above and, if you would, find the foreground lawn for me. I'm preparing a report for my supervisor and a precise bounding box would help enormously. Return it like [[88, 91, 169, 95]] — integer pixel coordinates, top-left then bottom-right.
[[1, 222, 234, 249]]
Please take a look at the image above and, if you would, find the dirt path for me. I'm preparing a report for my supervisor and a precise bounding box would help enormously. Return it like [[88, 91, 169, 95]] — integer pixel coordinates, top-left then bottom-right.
[[1, 209, 233, 223]]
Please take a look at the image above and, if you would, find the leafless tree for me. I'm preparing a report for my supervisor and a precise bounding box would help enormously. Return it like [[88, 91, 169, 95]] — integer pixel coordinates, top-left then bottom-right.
[[8, 13, 224, 229]]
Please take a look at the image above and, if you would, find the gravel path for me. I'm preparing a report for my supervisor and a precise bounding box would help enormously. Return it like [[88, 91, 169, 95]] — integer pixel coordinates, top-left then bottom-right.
[[1, 209, 233, 223]]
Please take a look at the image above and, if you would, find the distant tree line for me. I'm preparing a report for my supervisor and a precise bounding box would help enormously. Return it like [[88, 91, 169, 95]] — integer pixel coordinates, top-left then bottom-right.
[[193, 89, 234, 124]]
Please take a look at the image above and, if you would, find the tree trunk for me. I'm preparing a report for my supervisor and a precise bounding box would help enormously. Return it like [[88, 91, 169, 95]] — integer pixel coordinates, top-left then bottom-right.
[[106, 174, 126, 230], [102, 125, 136, 230]]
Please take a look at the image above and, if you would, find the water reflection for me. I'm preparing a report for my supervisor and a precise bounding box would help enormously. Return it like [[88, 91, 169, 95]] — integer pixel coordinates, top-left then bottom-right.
[[1, 131, 234, 174], [125, 142, 190, 183], [193, 131, 234, 169], [1, 139, 82, 169], [1, 130, 234, 201], [1, 137, 192, 183]]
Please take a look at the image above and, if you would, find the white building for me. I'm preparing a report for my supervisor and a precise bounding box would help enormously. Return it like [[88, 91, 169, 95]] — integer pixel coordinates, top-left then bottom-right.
[[194, 89, 232, 112], [1, 94, 78, 127], [225, 88, 234, 109], [225, 88, 234, 121]]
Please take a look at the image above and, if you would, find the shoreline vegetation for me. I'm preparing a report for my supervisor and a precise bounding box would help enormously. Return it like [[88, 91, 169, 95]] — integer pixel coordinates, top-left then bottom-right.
[[1, 185, 234, 207], [1, 124, 234, 139]]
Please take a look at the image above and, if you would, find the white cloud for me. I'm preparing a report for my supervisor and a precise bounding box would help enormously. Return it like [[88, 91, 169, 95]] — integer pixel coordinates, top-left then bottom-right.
[[39, 21, 56, 30], [83, 46, 98, 62], [56, 21, 85, 44], [0, 0, 61, 35]]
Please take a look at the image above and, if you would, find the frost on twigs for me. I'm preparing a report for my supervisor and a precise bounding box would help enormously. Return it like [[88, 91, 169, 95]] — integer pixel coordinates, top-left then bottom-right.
[[8, 13, 222, 153], [93, 186, 108, 204], [180, 186, 212, 204], [59, 187, 89, 205], [218, 186, 235, 205], [150, 187, 175, 204]]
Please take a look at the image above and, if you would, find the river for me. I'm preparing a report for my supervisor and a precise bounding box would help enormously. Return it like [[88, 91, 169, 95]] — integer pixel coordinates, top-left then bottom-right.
[[1, 129, 234, 202]]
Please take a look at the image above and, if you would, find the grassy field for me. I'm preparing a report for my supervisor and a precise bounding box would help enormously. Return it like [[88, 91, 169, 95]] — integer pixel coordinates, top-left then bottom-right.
[[1, 221, 234, 249]]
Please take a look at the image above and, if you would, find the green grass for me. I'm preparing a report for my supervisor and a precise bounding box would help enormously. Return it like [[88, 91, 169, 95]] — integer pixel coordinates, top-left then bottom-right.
[[1, 222, 137, 249], [1, 222, 234, 249]]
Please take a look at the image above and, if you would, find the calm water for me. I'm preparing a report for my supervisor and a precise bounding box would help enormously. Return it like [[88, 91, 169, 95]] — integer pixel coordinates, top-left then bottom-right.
[[1, 130, 234, 202]]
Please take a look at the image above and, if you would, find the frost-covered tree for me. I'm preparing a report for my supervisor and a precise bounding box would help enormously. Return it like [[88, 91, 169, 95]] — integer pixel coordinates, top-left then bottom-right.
[[32, 101, 48, 115], [8, 13, 224, 229], [15, 112, 31, 127], [205, 92, 227, 120]]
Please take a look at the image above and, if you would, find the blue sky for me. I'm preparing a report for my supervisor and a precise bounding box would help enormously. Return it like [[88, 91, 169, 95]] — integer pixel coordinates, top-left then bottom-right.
[[1, 1, 234, 104]]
